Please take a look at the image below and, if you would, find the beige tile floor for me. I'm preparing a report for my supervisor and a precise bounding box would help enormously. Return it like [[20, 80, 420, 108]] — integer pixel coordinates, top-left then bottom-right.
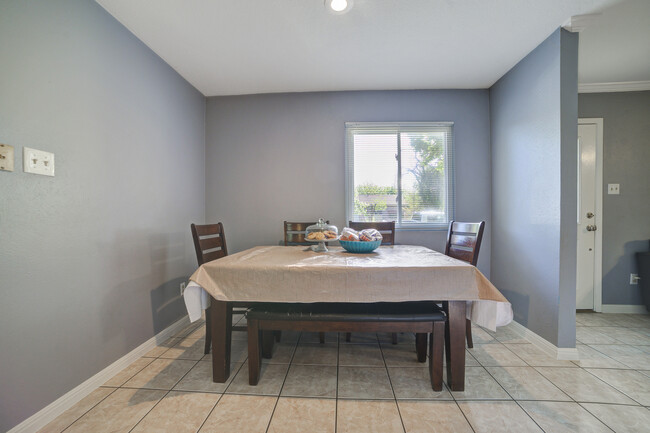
[[38, 312, 650, 433]]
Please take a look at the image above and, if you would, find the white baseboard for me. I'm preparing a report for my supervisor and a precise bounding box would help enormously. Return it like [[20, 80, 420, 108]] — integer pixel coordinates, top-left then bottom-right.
[[601, 304, 649, 314], [8, 315, 191, 433], [506, 320, 579, 360]]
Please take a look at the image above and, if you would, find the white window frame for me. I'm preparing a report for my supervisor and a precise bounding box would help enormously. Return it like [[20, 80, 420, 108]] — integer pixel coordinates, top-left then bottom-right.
[[345, 122, 454, 230]]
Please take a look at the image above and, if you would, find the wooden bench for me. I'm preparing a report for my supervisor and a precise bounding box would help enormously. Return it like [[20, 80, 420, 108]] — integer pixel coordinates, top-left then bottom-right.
[[246, 302, 446, 391]]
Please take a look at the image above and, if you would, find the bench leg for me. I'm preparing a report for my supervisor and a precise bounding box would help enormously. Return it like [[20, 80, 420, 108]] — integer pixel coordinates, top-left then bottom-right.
[[274, 331, 282, 342], [430, 321, 444, 392], [319, 332, 325, 344], [392, 332, 398, 345], [262, 330, 275, 359], [248, 319, 261, 385], [415, 333, 427, 363], [345, 332, 351, 342]]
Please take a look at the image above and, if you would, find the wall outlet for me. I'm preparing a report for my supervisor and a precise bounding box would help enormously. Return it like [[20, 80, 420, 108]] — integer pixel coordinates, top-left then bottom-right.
[[180, 281, 187, 296], [630, 274, 640, 285], [0, 144, 15, 171], [23, 147, 55, 176], [608, 183, 620, 195]]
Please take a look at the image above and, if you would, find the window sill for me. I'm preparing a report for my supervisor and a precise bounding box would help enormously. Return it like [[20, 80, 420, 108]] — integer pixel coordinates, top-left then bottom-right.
[[396, 225, 449, 231]]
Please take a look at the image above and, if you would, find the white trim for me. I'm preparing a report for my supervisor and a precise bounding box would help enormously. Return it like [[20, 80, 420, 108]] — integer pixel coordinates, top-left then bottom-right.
[[344, 122, 455, 230], [562, 13, 601, 33], [579, 81, 650, 93], [557, 348, 580, 360], [601, 304, 649, 314], [506, 320, 580, 360], [7, 315, 191, 433], [578, 118, 604, 313]]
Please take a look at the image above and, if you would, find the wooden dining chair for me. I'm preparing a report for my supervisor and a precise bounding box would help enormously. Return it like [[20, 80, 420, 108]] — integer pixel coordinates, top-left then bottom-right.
[[283, 220, 329, 344], [284, 221, 328, 246], [348, 221, 396, 245], [347, 221, 398, 343], [191, 223, 248, 354], [444, 220, 485, 348]]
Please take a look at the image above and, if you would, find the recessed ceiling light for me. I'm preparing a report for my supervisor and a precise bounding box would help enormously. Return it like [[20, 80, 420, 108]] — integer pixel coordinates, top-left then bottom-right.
[[326, 0, 352, 14]]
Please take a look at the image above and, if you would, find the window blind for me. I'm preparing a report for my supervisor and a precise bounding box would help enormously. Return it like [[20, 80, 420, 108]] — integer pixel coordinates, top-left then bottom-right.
[[345, 122, 454, 229]]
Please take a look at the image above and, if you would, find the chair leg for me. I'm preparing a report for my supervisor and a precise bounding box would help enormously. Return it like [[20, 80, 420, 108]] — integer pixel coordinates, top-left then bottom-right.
[[391, 332, 398, 345], [248, 319, 261, 385], [415, 333, 427, 363], [319, 332, 325, 344], [466, 318, 473, 348], [204, 307, 212, 355], [262, 330, 275, 359], [274, 331, 282, 342], [430, 321, 444, 392], [345, 332, 351, 342]]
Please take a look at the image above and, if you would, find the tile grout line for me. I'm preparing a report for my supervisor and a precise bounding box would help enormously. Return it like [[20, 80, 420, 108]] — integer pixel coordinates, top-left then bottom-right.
[[58, 387, 118, 433], [581, 367, 646, 406], [192, 395, 223, 433], [192, 318, 248, 433], [59, 337, 199, 433], [575, 401, 617, 432], [126, 389, 172, 433], [188, 316, 237, 433], [530, 365, 583, 405], [59, 328, 204, 432], [478, 361, 551, 432], [334, 332, 342, 433], [49, 315, 650, 433], [377, 332, 407, 433], [126, 356, 202, 433], [438, 344, 477, 433], [264, 331, 301, 433], [586, 342, 646, 370]]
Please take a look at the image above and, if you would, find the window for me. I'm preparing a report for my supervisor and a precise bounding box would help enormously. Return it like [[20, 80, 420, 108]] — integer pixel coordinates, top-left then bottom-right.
[[345, 122, 454, 229]]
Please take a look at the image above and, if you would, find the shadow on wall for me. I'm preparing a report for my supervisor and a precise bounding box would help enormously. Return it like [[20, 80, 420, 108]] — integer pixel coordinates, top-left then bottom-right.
[[99, 230, 189, 350], [602, 239, 648, 304], [499, 289, 530, 327]]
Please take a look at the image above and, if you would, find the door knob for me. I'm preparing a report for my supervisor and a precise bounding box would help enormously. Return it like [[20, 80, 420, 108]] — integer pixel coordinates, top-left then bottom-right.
[[586, 212, 594, 219], [586, 225, 597, 231]]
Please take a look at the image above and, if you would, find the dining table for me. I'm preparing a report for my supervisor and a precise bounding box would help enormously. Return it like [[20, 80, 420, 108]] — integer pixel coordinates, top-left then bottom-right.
[[188, 244, 512, 391]]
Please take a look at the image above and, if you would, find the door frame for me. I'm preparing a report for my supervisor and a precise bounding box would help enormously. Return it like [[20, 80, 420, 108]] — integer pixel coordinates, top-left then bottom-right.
[[578, 118, 604, 312]]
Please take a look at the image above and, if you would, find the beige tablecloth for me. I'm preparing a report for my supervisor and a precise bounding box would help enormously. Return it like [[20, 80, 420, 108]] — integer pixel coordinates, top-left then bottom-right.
[[190, 245, 512, 331]]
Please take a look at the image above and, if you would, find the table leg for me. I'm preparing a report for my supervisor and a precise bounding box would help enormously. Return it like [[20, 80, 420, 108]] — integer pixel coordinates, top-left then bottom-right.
[[445, 301, 466, 391], [211, 298, 232, 383]]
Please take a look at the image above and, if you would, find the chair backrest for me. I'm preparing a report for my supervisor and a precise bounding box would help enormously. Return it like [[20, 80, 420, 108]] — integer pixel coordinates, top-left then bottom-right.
[[444, 221, 485, 266], [284, 221, 328, 246], [191, 223, 228, 266], [348, 221, 396, 245]]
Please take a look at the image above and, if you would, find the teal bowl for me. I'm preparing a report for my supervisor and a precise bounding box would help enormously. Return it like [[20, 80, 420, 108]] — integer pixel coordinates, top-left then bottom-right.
[[339, 239, 382, 253]]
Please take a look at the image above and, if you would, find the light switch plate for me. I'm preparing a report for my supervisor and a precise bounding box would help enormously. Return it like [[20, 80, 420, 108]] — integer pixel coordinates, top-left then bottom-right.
[[23, 147, 55, 176], [0, 143, 15, 172], [608, 184, 620, 195]]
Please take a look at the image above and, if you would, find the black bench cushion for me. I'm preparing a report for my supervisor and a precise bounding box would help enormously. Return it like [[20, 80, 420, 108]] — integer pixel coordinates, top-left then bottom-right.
[[246, 302, 445, 322]]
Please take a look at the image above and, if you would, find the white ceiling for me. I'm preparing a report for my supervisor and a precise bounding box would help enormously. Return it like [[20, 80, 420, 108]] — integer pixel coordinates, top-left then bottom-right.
[[96, 0, 648, 97], [578, 0, 650, 84]]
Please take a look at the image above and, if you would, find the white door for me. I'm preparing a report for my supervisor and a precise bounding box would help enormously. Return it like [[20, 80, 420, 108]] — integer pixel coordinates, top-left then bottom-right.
[[576, 120, 603, 310]]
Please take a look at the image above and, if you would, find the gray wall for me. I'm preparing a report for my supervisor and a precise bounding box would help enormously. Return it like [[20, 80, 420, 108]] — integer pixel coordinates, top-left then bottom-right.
[[205, 90, 492, 275], [490, 28, 578, 347], [0, 1, 205, 430], [579, 91, 650, 306]]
